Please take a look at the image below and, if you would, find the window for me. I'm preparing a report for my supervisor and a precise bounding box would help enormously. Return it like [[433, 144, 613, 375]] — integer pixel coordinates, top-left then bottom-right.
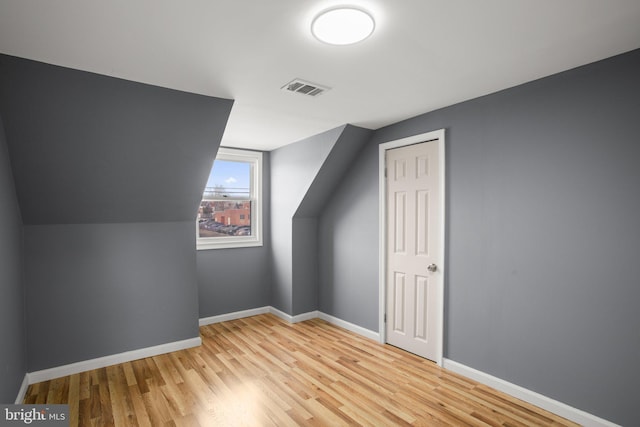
[[196, 147, 262, 250]]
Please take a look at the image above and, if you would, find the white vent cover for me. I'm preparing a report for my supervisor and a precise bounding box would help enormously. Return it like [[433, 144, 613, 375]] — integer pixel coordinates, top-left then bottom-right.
[[281, 79, 330, 97]]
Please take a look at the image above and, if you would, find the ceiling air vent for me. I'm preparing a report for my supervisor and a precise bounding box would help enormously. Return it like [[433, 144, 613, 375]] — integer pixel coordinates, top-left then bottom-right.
[[282, 79, 330, 97]]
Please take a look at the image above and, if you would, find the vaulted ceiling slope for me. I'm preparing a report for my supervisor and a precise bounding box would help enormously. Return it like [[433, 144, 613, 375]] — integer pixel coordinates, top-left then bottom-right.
[[0, 55, 233, 225], [295, 125, 372, 218], [1, 1, 639, 150]]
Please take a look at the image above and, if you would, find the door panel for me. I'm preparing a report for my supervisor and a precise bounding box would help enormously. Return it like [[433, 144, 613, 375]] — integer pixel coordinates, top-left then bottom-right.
[[393, 272, 406, 333], [394, 192, 406, 253], [414, 275, 429, 341], [416, 190, 429, 256], [386, 140, 442, 361]]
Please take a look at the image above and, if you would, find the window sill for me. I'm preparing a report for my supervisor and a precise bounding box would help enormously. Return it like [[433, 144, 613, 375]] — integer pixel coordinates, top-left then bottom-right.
[[196, 238, 263, 251]]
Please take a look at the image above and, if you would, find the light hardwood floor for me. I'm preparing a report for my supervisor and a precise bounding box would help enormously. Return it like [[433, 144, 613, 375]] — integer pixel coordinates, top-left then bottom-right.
[[24, 314, 578, 426]]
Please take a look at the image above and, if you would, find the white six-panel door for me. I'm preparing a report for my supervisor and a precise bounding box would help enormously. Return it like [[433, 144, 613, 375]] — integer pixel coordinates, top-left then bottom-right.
[[385, 139, 442, 362]]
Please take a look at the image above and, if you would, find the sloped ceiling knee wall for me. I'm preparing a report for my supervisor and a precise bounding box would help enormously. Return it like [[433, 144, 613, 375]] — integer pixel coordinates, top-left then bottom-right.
[[0, 54, 232, 225], [270, 124, 372, 316], [0, 54, 233, 371]]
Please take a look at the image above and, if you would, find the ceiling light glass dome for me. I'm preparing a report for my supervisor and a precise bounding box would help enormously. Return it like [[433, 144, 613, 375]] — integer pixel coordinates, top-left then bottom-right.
[[311, 7, 375, 45]]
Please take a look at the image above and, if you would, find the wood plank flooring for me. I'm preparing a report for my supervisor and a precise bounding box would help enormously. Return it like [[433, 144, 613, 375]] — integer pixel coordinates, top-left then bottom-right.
[[24, 314, 578, 426]]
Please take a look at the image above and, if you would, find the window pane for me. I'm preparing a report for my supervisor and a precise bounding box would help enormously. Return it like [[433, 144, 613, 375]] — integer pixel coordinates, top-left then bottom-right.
[[202, 159, 250, 200], [196, 148, 262, 250], [198, 201, 251, 238]]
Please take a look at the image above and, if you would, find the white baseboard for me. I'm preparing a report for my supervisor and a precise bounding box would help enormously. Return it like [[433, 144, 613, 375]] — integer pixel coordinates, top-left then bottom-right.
[[289, 309, 320, 323], [25, 307, 377, 387], [199, 306, 270, 326], [28, 336, 202, 385], [14, 373, 29, 404], [268, 307, 319, 323], [442, 359, 620, 427], [199, 306, 315, 326], [318, 312, 380, 341], [200, 306, 379, 341], [266, 306, 294, 322]]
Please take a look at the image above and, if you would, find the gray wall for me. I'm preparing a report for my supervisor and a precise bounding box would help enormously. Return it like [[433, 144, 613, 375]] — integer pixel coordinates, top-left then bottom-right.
[[197, 152, 272, 318], [0, 55, 232, 372], [291, 217, 319, 314], [322, 48, 640, 425], [24, 222, 199, 371], [294, 125, 373, 315], [270, 125, 371, 315], [270, 127, 344, 314], [318, 139, 379, 331], [0, 115, 26, 402]]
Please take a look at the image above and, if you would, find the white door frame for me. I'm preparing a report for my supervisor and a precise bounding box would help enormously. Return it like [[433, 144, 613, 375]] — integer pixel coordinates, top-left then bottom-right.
[[378, 129, 446, 366]]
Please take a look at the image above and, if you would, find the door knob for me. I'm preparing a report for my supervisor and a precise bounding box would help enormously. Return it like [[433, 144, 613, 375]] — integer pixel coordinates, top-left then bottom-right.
[[427, 264, 438, 272]]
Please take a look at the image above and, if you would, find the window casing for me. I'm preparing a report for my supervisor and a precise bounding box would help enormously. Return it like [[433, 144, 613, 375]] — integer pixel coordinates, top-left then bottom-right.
[[196, 148, 262, 250]]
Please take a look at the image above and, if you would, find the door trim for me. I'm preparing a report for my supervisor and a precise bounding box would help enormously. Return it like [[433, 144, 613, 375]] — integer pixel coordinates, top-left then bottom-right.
[[378, 129, 446, 366]]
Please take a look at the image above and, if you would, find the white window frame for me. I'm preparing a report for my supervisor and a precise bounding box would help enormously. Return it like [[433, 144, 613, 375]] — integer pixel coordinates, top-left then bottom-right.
[[196, 147, 263, 250]]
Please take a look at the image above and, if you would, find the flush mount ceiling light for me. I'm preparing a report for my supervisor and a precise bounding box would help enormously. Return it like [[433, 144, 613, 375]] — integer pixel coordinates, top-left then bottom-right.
[[311, 7, 375, 45]]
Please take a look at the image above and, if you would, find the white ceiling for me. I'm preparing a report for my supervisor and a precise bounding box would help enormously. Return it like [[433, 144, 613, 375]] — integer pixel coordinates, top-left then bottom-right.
[[1, 0, 639, 151]]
